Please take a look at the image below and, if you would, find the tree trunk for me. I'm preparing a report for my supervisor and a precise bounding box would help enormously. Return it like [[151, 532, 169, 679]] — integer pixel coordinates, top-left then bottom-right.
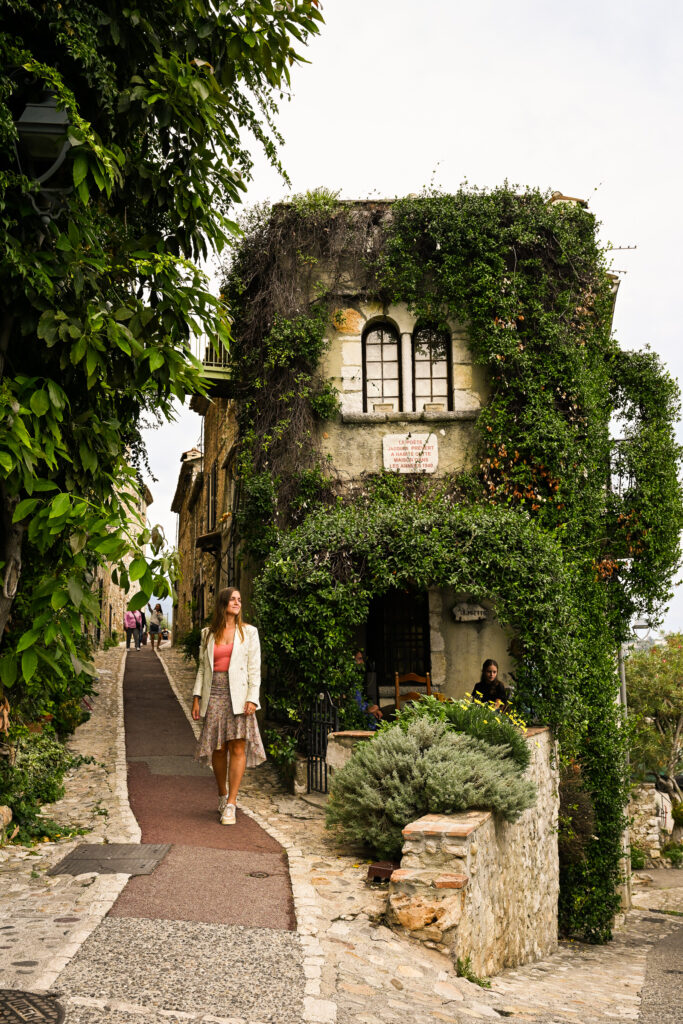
[[0, 484, 23, 649]]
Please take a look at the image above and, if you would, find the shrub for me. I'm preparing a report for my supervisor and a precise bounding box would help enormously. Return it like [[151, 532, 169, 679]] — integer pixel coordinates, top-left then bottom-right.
[[177, 625, 203, 666], [390, 695, 531, 771], [326, 718, 537, 859], [630, 842, 646, 871], [672, 801, 683, 827], [263, 727, 298, 786], [661, 841, 683, 868], [0, 729, 91, 843]]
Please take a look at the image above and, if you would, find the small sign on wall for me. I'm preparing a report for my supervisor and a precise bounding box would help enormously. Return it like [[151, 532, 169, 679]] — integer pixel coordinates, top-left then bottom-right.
[[383, 433, 438, 474], [452, 602, 487, 622]]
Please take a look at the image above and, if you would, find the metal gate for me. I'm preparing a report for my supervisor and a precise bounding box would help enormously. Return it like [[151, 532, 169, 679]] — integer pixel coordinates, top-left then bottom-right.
[[306, 690, 339, 794]]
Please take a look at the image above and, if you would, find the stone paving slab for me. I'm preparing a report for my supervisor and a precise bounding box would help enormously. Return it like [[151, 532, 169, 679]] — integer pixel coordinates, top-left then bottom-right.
[[54, 917, 305, 1023]]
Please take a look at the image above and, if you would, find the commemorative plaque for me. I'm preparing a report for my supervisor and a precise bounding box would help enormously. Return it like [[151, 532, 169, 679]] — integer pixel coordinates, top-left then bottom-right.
[[382, 433, 438, 474]]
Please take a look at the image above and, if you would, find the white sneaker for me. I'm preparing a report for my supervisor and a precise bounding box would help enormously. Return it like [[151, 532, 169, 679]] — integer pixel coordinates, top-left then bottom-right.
[[220, 803, 236, 826], [218, 795, 228, 816]]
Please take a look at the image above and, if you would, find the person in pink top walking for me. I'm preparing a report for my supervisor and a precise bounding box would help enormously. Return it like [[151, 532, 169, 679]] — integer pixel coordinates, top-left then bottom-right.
[[124, 608, 141, 650], [192, 588, 266, 825]]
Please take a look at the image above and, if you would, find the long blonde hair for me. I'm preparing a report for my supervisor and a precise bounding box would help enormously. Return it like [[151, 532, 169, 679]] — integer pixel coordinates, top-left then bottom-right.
[[209, 587, 245, 641]]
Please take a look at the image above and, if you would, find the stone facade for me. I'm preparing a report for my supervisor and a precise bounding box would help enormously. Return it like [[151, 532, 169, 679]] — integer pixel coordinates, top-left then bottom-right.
[[172, 202, 522, 688], [385, 727, 559, 976], [628, 782, 676, 866], [172, 396, 240, 636], [88, 484, 151, 646]]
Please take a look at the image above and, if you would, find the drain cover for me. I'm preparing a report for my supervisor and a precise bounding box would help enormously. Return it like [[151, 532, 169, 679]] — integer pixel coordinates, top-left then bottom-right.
[[248, 871, 271, 878], [47, 843, 171, 876], [0, 990, 64, 1023]]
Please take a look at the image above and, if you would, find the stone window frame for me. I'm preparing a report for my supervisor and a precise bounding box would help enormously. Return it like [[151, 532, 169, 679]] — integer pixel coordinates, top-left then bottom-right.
[[362, 320, 403, 413], [411, 324, 453, 412]]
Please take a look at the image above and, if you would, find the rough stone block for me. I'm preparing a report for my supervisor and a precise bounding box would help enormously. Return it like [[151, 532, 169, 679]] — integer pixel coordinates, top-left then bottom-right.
[[433, 873, 468, 889], [332, 308, 365, 335], [0, 805, 12, 829]]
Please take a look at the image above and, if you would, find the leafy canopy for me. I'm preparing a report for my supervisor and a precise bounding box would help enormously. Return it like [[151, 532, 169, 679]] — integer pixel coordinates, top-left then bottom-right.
[[0, 1, 323, 713]]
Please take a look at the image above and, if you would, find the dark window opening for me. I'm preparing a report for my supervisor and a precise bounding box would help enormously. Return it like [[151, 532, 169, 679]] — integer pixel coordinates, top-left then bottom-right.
[[366, 588, 431, 704]]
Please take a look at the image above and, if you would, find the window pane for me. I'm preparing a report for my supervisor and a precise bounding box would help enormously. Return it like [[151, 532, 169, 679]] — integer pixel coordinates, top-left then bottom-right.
[[383, 362, 399, 380], [415, 379, 432, 397], [367, 379, 382, 398], [432, 379, 448, 397], [383, 381, 399, 398], [382, 343, 398, 360], [414, 362, 431, 379]]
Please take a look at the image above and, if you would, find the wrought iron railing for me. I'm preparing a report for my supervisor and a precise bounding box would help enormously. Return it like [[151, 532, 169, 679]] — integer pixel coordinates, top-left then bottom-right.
[[306, 690, 339, 794]]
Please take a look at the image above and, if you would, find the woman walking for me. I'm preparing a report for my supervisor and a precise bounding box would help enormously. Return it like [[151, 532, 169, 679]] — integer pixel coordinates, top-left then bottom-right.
[[192, 588, 266, 825], [148, 603, 163, 650]]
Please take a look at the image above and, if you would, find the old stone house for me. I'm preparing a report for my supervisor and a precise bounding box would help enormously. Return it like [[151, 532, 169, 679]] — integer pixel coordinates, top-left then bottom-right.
[[171, 195, 598, 700]]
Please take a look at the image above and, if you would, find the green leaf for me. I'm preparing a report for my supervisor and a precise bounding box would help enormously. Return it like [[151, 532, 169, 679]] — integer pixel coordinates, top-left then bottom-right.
[[30, 390, 50, 416], [51, 589, 69, 610], [21, 647, 38, 683], [148, 349, 165, 372], [13, 497, 40, 522], [127, 590, 148, 611], [49, 493, 71, 518], [0, 654, 17, 688], [67, 578, 84, 606], [129, 557, 147, 581], [17, 629, 39, 653], [0, 451, 12, 473], [73, 153, 88, 188]]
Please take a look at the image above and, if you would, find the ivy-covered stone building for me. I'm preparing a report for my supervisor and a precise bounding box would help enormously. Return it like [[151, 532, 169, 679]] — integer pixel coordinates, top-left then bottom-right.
[[172, 187, 682, 942]]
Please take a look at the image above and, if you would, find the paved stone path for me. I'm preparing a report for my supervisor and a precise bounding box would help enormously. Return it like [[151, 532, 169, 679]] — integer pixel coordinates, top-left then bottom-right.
[[1, 641, 681, 1024]]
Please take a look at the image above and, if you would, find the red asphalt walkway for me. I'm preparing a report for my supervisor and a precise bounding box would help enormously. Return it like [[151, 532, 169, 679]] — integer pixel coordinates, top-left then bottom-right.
[[109, 646, 296, 930]]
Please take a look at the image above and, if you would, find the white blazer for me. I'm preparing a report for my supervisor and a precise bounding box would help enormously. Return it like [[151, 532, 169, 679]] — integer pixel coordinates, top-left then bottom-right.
[[193, 624, 261, 717]]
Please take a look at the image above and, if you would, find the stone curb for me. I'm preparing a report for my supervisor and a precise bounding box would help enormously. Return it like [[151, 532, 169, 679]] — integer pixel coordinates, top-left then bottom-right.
[[156, 649, 337, 1024], [33, 647, 136, 993]]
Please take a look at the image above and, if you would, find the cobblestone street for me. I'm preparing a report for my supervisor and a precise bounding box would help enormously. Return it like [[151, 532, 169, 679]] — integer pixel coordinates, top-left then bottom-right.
[[1, 643, 681, 1024]]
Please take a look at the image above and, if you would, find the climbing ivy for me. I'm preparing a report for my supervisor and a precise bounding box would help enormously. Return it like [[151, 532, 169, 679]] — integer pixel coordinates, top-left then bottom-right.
[[223, 186, 682, 942]]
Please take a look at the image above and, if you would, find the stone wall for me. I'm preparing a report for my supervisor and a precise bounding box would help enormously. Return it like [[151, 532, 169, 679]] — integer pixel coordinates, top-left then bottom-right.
[[385, 727, 559, 976], [629, 783, 674, 866]]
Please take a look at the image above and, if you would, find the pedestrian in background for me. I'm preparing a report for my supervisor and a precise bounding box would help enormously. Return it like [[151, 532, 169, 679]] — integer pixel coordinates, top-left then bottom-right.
[[124, 609, 140, 650], [192, 588, 266, 825], [148, 603, 163, 650]]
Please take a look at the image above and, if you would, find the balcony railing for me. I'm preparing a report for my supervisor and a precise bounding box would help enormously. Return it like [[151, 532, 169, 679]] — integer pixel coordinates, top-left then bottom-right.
[[193, 335, 231, 393]]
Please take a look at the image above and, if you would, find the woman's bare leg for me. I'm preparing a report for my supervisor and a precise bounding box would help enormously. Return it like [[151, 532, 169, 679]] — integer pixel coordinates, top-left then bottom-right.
[[227, 738, 247, 804], [211, 744, 228, 796]]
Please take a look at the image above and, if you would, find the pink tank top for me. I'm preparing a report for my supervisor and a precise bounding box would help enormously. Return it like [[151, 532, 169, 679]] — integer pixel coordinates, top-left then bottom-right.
[[213, 641, 233, 672]]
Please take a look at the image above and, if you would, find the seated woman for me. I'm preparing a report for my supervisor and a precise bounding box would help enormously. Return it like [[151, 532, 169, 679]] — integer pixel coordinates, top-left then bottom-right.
[[471, 658, 508, 709]]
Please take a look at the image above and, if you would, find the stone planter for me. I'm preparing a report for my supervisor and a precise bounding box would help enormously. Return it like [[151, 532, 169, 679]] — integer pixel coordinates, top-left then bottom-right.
[[385, 726, 559, 976], [325, 730, 374, 774]]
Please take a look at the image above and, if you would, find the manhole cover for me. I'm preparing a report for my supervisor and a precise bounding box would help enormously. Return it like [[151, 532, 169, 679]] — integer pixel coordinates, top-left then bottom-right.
[[0, 990, 64, 1023], [47, 843, 171, 877], [248, 871, 270, 878]]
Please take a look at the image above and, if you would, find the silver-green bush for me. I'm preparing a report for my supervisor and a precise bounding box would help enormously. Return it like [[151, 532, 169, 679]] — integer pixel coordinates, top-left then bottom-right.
[[326, 719, 537, 859]]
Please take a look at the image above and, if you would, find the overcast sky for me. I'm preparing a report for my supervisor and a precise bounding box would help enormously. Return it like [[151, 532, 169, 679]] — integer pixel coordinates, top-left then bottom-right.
[[144, 0, 683, 630]]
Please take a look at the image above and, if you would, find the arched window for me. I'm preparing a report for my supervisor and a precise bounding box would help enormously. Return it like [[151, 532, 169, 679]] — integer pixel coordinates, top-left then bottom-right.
[[362, 322, 401, 412], [412, 325, 452, 411]]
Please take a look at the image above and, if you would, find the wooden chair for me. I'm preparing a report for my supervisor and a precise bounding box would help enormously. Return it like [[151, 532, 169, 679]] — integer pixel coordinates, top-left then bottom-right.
[[394, 671, 432, 708]]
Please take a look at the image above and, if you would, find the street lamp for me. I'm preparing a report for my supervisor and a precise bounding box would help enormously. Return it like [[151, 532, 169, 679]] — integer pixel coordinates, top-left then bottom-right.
[[14, 94, 73, 223]]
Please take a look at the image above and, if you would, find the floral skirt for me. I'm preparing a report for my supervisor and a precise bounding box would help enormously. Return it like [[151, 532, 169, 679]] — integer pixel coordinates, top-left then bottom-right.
[[194, 672, 266, 768]]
